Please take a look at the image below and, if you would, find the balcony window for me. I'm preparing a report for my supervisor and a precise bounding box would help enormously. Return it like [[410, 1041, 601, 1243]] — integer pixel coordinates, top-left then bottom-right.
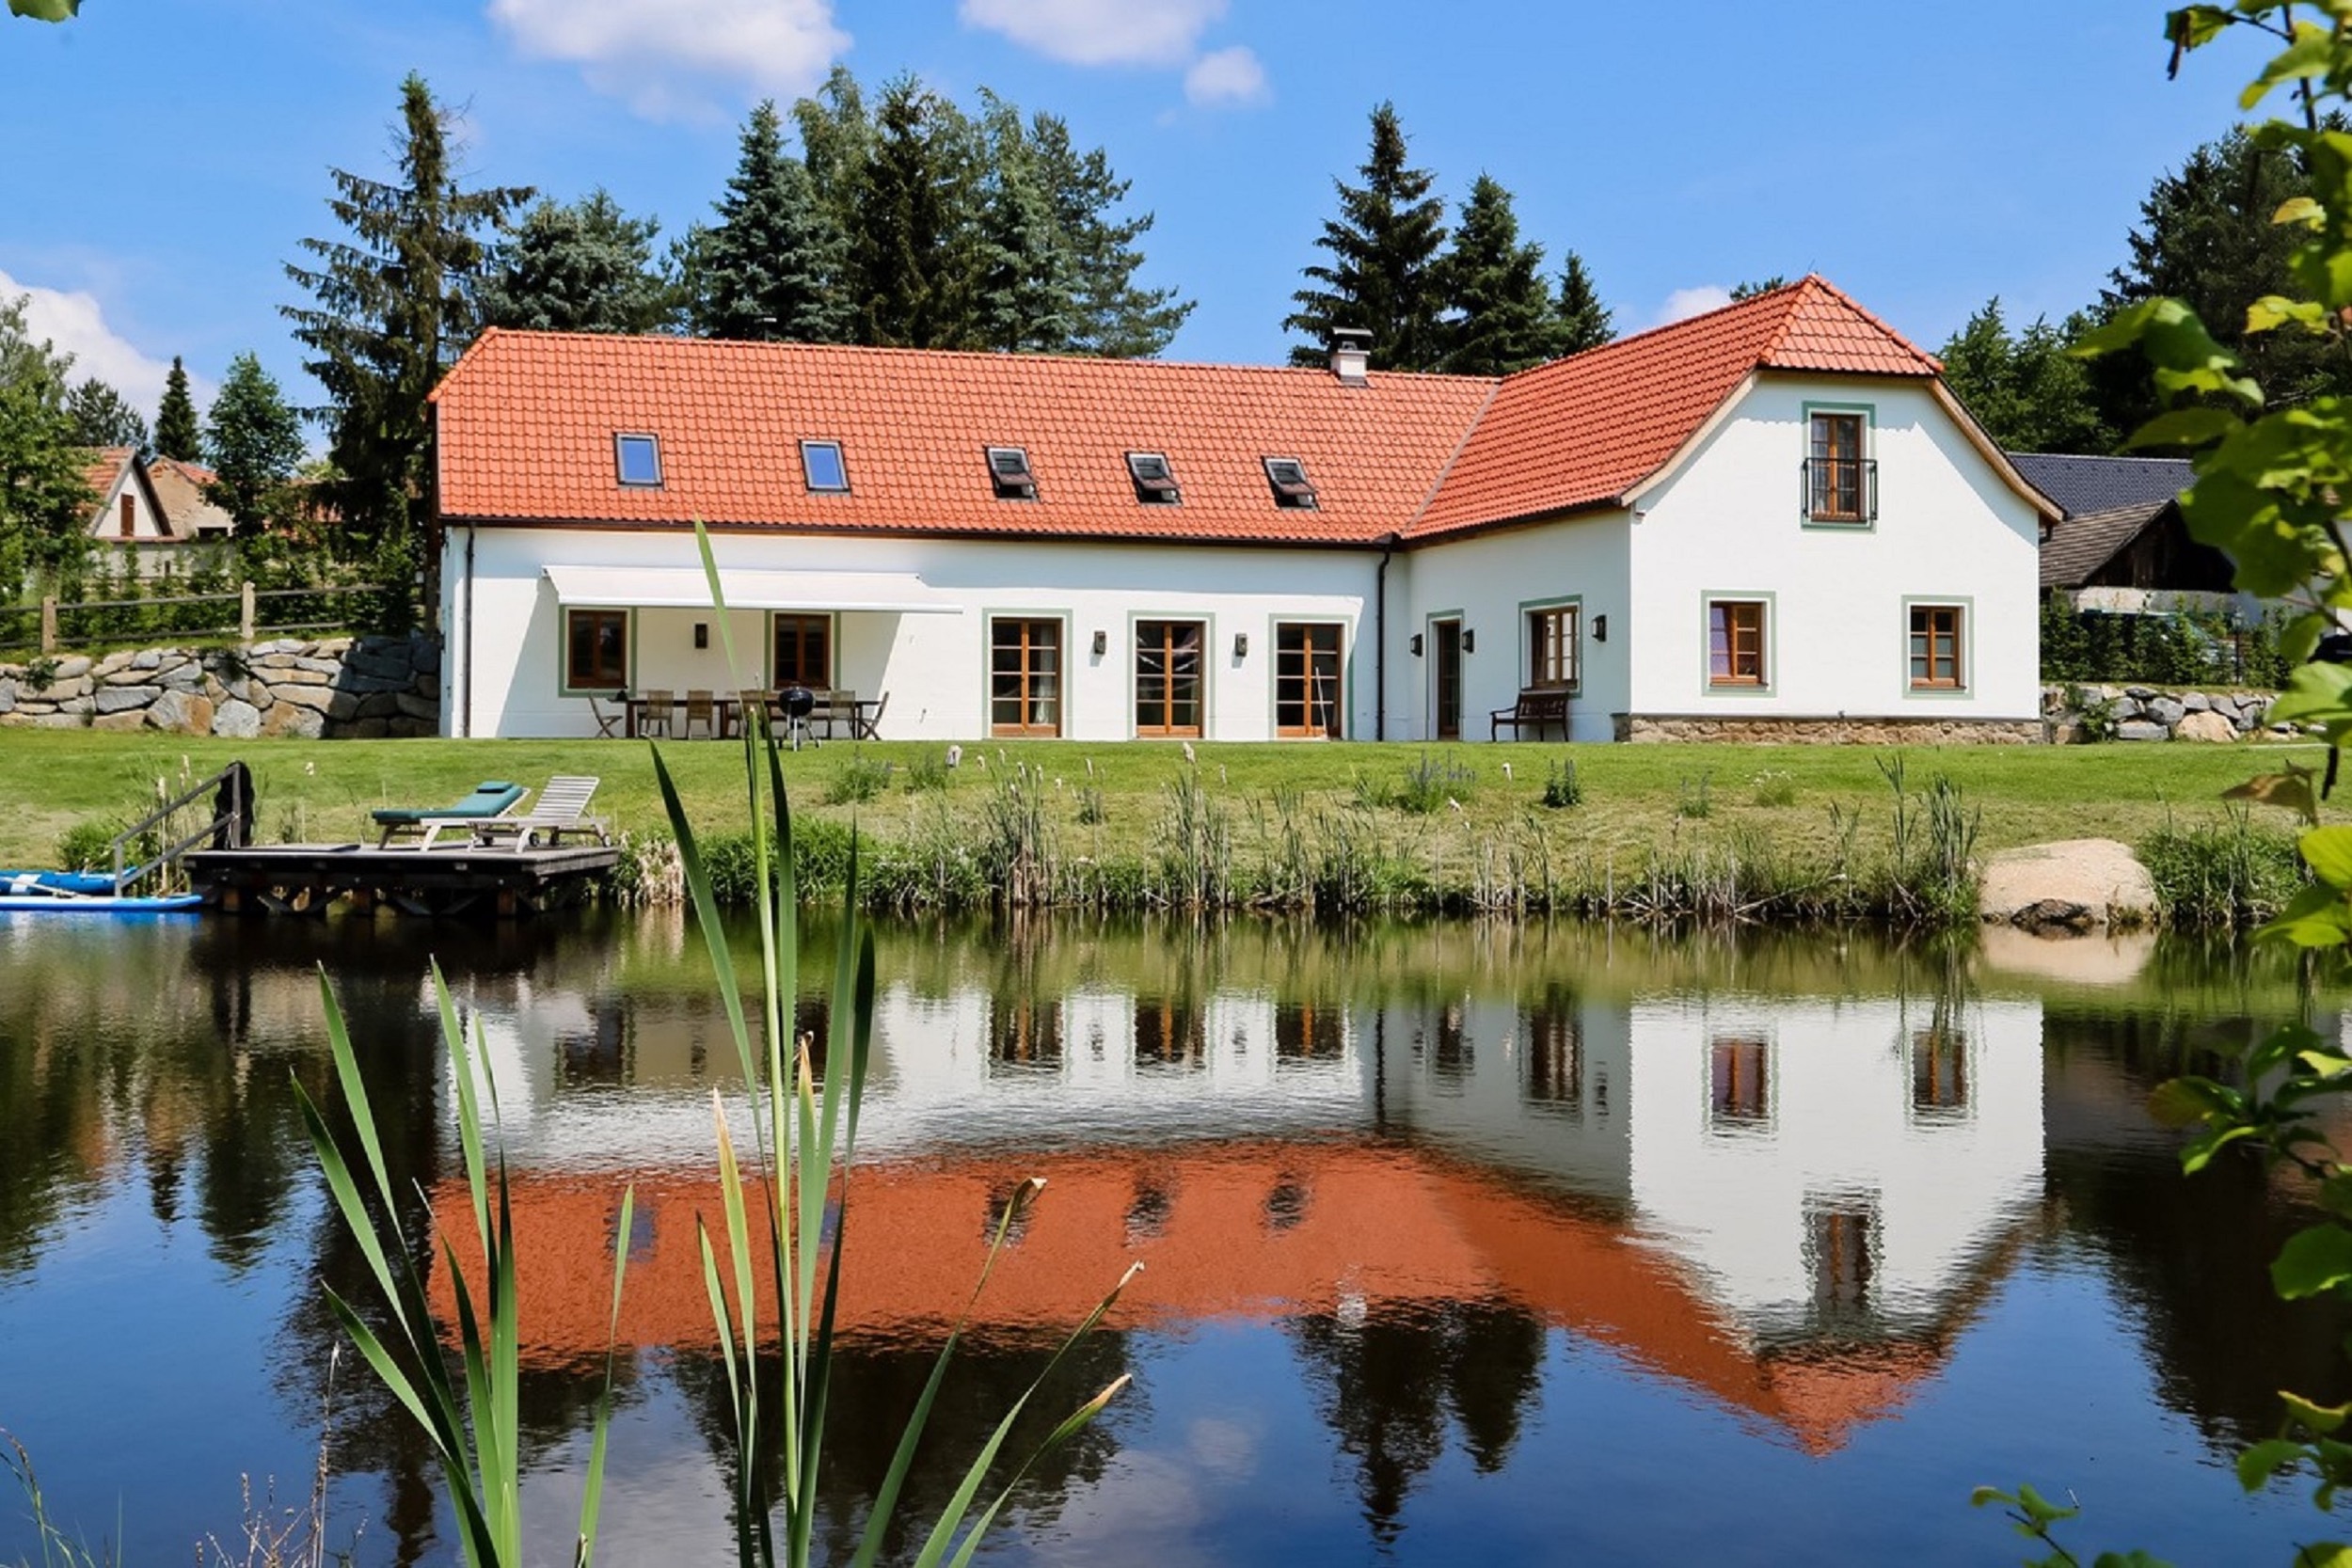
[[1804, 411, 1874, 522]]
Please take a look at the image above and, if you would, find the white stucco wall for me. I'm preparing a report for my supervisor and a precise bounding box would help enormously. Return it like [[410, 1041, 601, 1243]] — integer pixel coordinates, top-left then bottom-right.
[[442, 526, 1382, 741], [1628, 376, 2043, 722]]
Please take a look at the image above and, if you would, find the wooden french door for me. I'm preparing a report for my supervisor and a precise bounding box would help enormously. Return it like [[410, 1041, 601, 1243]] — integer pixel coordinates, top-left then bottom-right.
[[1275, 622, 1343, 738], [1136, 619, 1205, 736], [1432, 618, 1463, 739]]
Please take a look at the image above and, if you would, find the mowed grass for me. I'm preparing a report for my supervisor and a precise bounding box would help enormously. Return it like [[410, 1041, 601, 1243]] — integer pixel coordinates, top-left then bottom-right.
[[0, 729, 2321, 873]]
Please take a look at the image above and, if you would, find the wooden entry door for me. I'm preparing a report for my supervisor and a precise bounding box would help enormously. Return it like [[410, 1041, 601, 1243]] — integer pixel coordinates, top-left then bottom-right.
[[1432, 618, 1463, 740], [1275, 622, 1343, 738]]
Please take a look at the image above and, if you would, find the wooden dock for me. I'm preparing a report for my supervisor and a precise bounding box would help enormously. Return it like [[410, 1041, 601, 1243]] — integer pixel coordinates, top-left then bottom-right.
[[183, 842, 621, 918]]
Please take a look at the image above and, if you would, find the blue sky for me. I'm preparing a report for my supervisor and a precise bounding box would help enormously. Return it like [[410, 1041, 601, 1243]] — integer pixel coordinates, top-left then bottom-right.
[[0, 1, 2257, 422]]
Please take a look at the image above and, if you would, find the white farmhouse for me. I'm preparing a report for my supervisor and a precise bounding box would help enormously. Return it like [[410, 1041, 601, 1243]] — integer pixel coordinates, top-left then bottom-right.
[[429, 277, 2057, 742]]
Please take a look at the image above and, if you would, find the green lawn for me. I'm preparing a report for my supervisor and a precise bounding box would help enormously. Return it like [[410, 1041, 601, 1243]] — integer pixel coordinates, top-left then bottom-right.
[[0, 730, 2317, 872]]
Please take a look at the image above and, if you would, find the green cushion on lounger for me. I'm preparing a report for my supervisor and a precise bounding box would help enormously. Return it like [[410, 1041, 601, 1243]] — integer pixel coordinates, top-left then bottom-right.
[[370, 782, 524, 828]]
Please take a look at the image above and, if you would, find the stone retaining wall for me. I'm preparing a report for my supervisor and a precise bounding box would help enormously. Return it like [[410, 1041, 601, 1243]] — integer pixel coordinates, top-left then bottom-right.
[[1616, 715, 2044, 744], [2041, 683, 2276, 743], [0, 633, 440, 738]]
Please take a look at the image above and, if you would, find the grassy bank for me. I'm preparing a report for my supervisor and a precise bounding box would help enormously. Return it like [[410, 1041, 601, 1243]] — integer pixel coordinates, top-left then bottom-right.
[[0, 732, 2323, 922]]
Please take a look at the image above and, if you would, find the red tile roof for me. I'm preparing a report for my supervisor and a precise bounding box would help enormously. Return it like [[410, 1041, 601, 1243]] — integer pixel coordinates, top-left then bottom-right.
[[77, 446, 136, 501], [431, 276, 1950, 546]]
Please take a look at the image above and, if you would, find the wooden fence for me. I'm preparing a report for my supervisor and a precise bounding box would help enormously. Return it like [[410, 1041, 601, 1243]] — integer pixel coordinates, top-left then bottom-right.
[[0, 581, 388, 655]]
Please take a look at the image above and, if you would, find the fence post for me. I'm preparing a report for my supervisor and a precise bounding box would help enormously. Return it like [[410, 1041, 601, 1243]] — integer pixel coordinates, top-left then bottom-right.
[[238, 580, 256, 643], [39, 595, 56, 655]]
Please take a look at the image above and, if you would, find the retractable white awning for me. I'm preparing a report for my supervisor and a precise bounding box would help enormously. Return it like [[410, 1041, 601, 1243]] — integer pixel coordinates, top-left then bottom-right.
[[540, 565, 958, 613]]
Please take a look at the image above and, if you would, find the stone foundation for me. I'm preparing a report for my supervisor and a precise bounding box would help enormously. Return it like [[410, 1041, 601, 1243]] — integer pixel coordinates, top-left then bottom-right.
[[1616, 714, 2044, 744], [0, 632, 440, 738], [2041, 684, 2276, 742]]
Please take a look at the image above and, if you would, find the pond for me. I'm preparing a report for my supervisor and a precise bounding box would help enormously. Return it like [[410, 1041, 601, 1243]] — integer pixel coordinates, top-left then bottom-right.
[[0, 911, 2341, 1564]]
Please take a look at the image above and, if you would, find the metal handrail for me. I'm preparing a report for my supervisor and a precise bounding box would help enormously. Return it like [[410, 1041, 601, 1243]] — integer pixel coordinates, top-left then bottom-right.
[[1801, 456, 1879, 523], [109, 762, 248, 894]]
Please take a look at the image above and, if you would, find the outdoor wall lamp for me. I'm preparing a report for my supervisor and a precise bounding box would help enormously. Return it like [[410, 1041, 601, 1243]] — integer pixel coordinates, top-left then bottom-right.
[[1233, 631, 1248, 657], [1594, 614, 1608, 642], [693, 622, 708, 649], [1461, 628, 1476, 654], [1409, 633, 1424, 657], [1091, 628, 1107, 656]]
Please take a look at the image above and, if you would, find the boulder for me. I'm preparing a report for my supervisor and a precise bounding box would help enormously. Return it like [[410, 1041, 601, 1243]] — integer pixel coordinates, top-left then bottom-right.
[[344, 718, 391, 739], [0, 681, 13, 716], [147, 689, 215, 734], [2182, 691, 2211, 712], [52, 657, 89, 681], [90, 711, 147, 732], [212, 698, 262, 738], [2116, 719, 2169, 741], [357, 691, 401, 719], [132, 648, 162, 671], [387, 717, 437, 738], [2146, 696, 2186, 726], [270, 684, 335, 712], [262, 703, 326, 739], [2175, 709, 2238, 743], [94, 685, 158, 714], [269, 667, 331, 688], [394, 692, 439, 721], [1980, 838, 2158, 928], [93, 651, 134, 676]]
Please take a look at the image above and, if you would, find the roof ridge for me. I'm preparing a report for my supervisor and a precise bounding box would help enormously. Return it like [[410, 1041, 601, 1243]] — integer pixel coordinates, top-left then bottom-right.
[[2012, 451, 2193, 464], [1408, 379, 1503, 531], [1756, 277, 1820, 365], [1776, 274, 1942, 374]]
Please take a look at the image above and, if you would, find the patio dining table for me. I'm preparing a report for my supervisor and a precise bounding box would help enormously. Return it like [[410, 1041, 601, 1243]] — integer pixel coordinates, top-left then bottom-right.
[[623, 692, 885, 740]]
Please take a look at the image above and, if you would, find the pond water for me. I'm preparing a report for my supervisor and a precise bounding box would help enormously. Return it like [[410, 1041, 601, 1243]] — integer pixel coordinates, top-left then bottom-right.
[[0, 911, 2343, 1564]]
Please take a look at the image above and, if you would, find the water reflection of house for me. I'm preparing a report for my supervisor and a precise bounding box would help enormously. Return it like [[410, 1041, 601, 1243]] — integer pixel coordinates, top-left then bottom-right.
[[434, 975, 2046, 1454]]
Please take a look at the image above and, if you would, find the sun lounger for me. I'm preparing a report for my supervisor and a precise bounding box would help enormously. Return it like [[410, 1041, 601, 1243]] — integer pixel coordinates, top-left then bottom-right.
[[466, 775, 610, 848], [373, 781, 525, 847]]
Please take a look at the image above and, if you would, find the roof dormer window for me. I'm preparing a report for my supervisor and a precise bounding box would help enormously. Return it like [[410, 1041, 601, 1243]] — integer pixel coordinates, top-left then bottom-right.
[[802, 439, 850, 493], [614, 433, 662, 487], [1263, 456, 1317, 509], [987, 446, 1037, 499], [1126, 451, 1179, 504]]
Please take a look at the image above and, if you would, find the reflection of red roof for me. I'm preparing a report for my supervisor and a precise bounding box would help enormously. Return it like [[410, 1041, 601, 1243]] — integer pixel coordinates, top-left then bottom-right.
[[430, 1138, 1969, 1453], [431, 277, 1966, 547]]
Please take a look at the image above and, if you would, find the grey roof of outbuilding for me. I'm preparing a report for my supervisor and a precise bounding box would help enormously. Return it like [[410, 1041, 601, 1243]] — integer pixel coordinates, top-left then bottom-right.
[[2040, 500, 2169, 589], [2008, 452, 2192, 520]]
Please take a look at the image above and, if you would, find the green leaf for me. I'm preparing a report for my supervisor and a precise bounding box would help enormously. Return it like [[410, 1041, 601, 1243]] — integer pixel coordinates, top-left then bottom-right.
[[2274, 197, 2328, 230], [2268, 662, 2352, 732], [2274, 1224, 2352, 1299], [2286, 1391, 2352, 1436], [2284, 1544, 2352, 1568], [2241, 1437, 2311, 1491], [2125, 406, 2243, 450], [2073, 298, 2263, 404], [7, 0, 80, 19], [2304, 827, 2352, 890], [2148, 1076, 2240, 1127], [2182, 1122, 2259, 1174], [2241, 21, 2341, 111]]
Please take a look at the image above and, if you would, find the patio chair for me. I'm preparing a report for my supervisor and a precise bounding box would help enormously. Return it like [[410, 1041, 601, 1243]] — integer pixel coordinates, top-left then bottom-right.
[[469, 776, 610, 848], [373, 781, 526, 848], [588, 693, 624, 738], [859, 689, 888, 740], [684, 689, 718, 739], [639, 689, 675, 738], [732, 689, 771, 740]]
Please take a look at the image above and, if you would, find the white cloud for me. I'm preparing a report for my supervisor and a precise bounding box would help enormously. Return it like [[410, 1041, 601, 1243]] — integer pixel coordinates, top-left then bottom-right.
[[488, 0, 850, 118], [1655, 285, 1733, 325], [959, 0, 1226, 67], [0, 268, 190, 415], [1182, 45, 1267, 107]]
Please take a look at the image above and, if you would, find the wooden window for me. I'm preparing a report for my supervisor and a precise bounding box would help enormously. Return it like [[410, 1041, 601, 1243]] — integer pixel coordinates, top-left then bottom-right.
[[1523, 1004, 1582, 1112], [1911, 1027, 1968, 1117], [1134, 998, 1203, 1070], [1910, 604, 1963, 689], [988, 997, 1062, 1070], [991, 617, 1062, 736], [119, 494, 135, 538], [565, 609, 628, 691], [771, 613, 832, 689], [1808, 412, 1867, 521], [1808, 1201, 1875, 1315], [1527, 603, 1580, 690], [1275, 1002, 1342, 1060], [1135, 620, 1204, 736], [1708, 600, 1766, 687], [1710, 1036, 1769, 1127], [1275, 622, 1343, 737]]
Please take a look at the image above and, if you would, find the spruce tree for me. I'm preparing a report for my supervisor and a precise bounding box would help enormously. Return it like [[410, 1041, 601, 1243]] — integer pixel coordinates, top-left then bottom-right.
[[65, 379, 149, 451], [203, 352, 307, 536], [1729, 277, 1791, 301], [282, 72, 530, 620], [685, 103, 843, 342], [152, 357, 200, 460], [1284, 102, 1449, 371], [971, 97, 1079, 354], [1029, 112, 1192, 357], [1438, 174, 1562, 375], [481, 190, 678, 336], [1938, 297, 2112, 453], [849, 77, 979, 349], [1553, 251, 1613, 356]]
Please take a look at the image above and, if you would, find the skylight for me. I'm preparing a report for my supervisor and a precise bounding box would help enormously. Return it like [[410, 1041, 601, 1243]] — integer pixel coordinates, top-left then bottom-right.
[[1264, 457, 1317, 509], [802, 439, 850, 493], [987, 446, 1037, 500], [1126, 451, 1179, 504], [614, 433, 662, 487]]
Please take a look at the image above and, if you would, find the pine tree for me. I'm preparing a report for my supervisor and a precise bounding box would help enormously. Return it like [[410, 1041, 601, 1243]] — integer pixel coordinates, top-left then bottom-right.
[[152, 357, 200, 460], [64, 379, 149, 451], [203, 353, 307, 536], [0, 293, 91, 585], [684, 103, 844, 342], [282, 72, 530, 622], [849, 76, 979, 349], [1029, 112, 1192, 357], [1938, 297, 2113, 453], [1729, 277, 1791, 302], [481, 190, 678, 336], [1284, 103, 1449, 371], [1438, 174, 1562, 375], [970, 96, 1080, 354], [1552, 251, 1613, 356]]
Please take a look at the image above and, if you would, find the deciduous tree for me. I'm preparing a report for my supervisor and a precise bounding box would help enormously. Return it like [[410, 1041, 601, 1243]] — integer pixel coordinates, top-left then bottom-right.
[[203, 352, 306, 537], [1285, 103, 1449, 371], [64, 378, 148, 451], [1937, 298, 2113, 453], [0, 294, 92, 584]]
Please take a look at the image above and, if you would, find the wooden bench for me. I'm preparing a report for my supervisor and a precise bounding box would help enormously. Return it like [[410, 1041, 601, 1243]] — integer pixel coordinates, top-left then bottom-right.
[[1491, 688, 1569, 740]]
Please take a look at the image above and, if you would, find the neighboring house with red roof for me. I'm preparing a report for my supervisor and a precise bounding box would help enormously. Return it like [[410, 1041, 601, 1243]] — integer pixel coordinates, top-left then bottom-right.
[[428, 277, 2058, 742], [78, 447, 232, 575]]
